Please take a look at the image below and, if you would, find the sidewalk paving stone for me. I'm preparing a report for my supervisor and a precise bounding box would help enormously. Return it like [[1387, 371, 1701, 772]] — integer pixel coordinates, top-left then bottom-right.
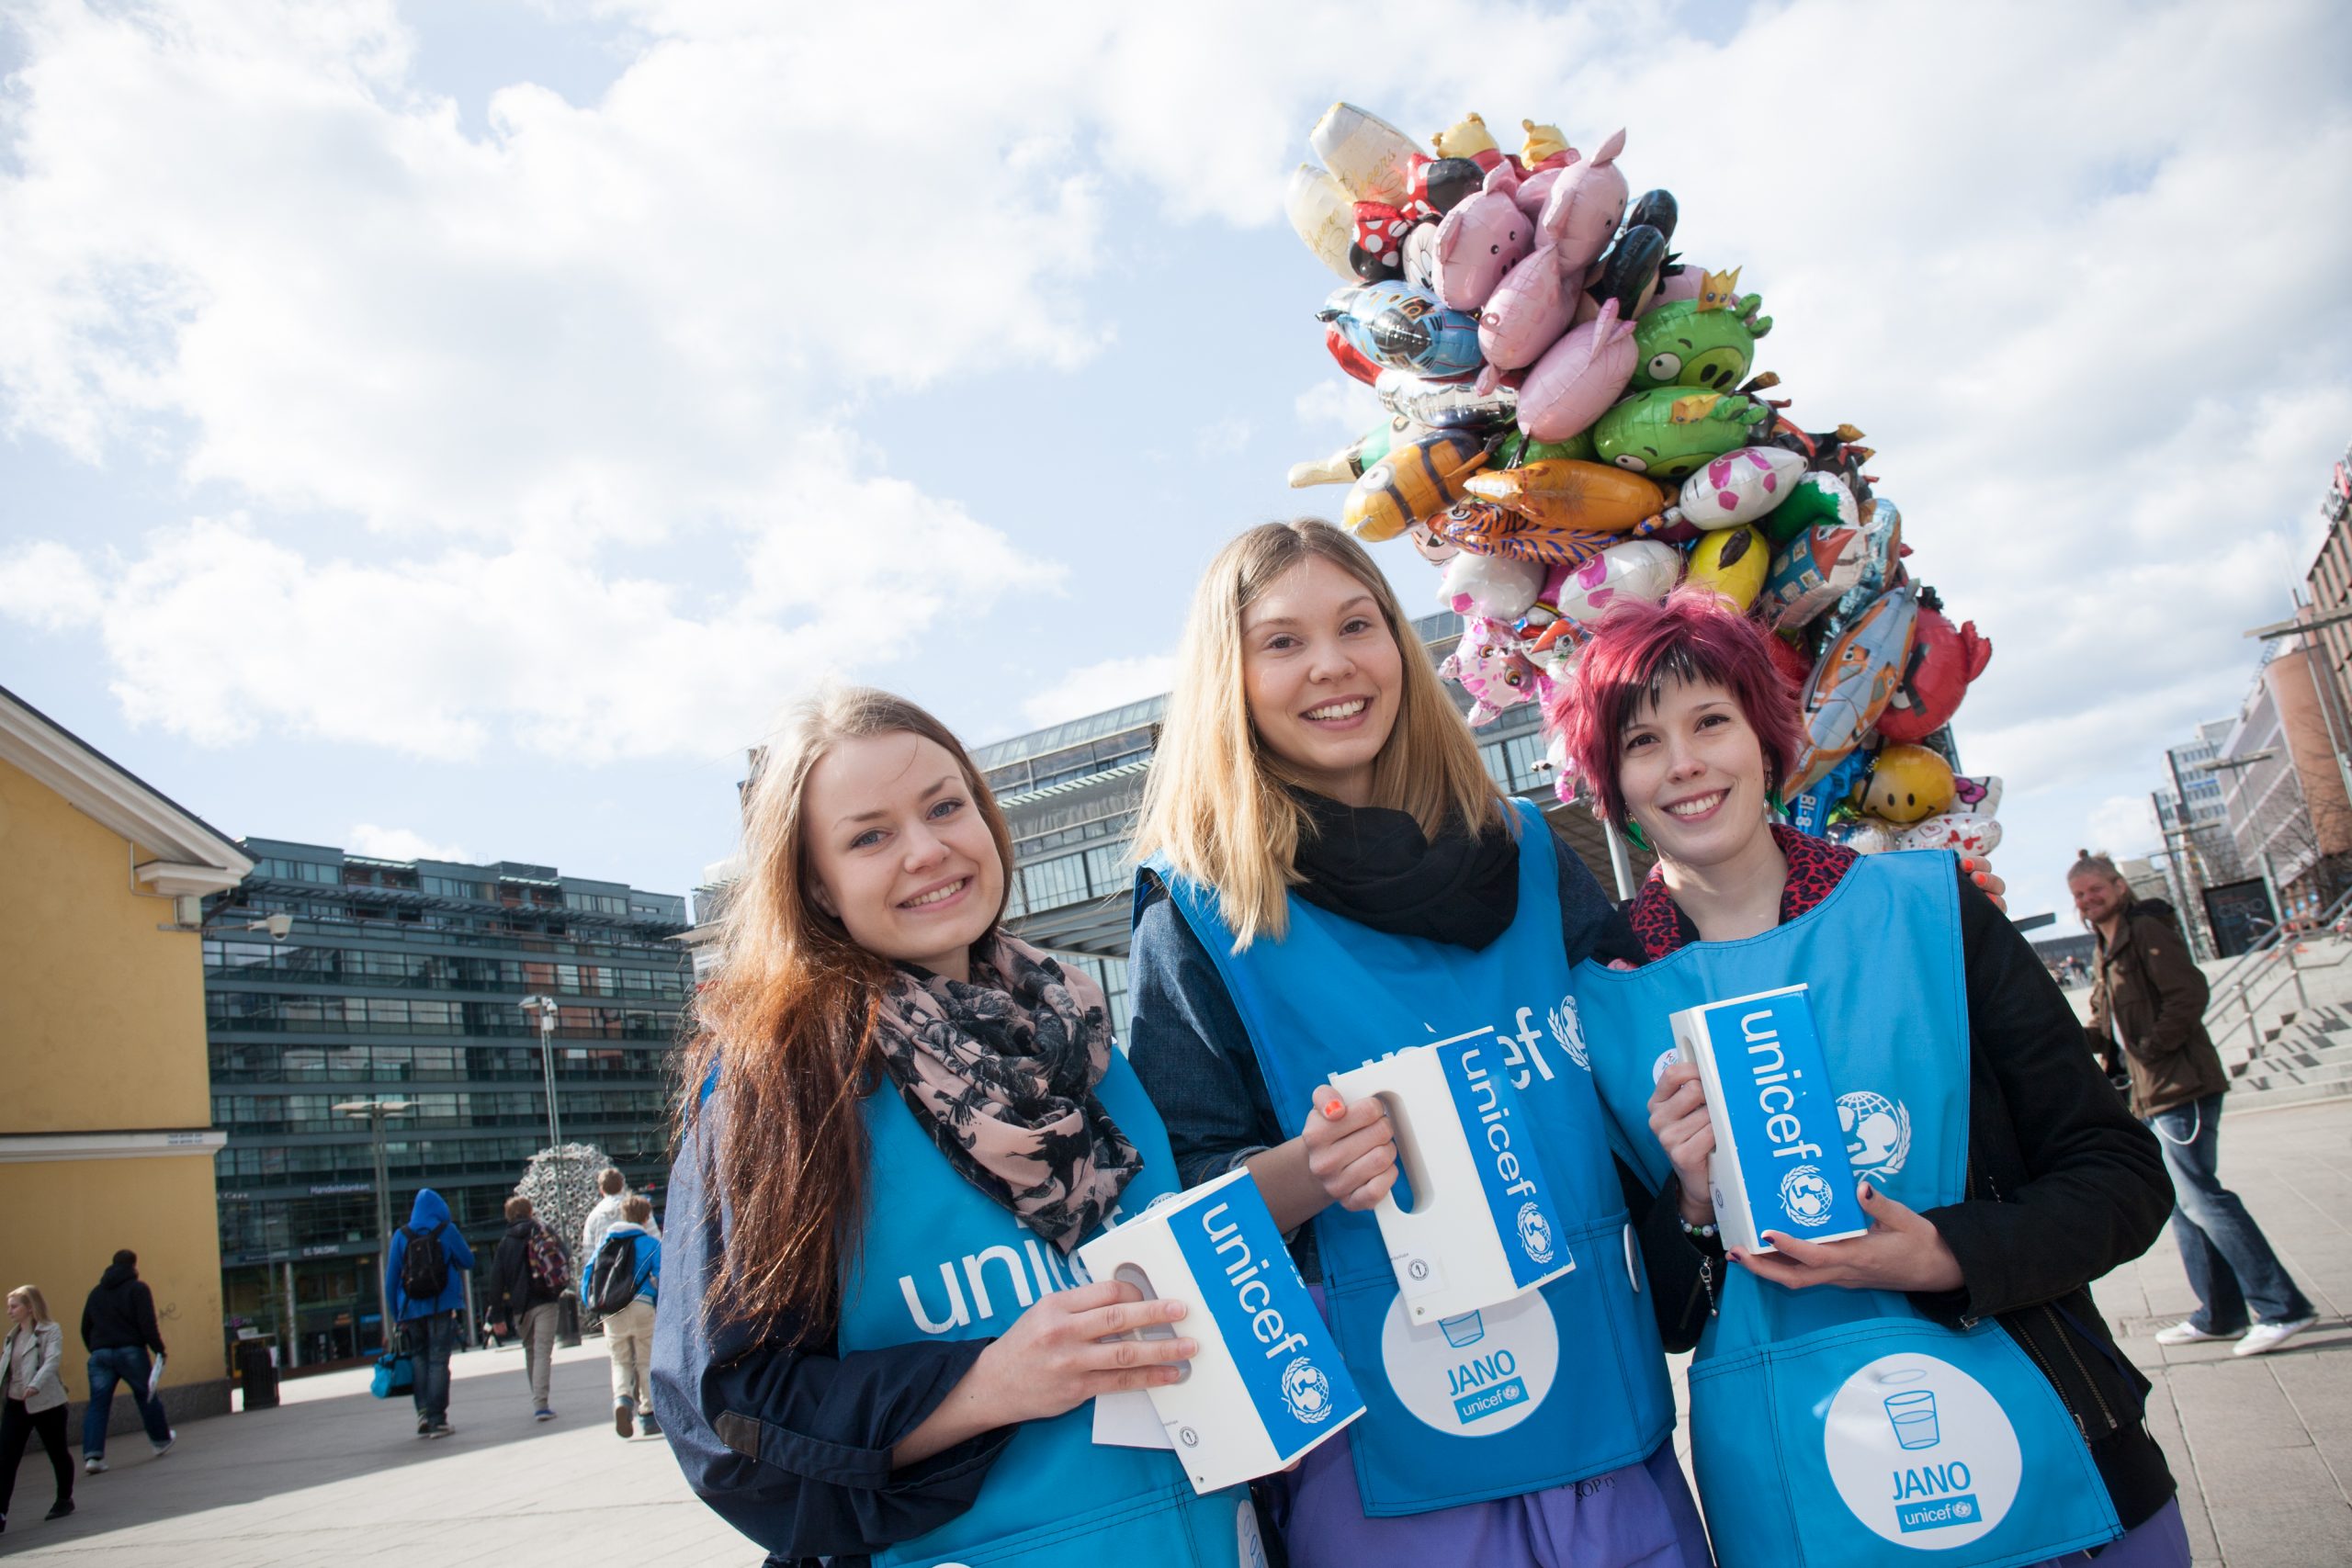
[[5, 1100, 2349, 1565]]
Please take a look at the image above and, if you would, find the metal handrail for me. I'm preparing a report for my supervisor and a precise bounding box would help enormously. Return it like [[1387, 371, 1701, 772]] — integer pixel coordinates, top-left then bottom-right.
[[2201, 882, 2352, 1061]]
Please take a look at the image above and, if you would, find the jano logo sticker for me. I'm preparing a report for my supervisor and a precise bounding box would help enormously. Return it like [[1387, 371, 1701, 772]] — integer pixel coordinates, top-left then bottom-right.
[[1838, 1089, 1912, 1181], [1516, 1201, 1555, 1265], [1778, 1164, 1838, 1227], [1379, 1289, 1559, 1435], [1280, 1356, 1338, 1426], [1547, 996, 1591, 1071], [1650, 1045, 1681, 1085], [1823, 1352, 2022, 1548]]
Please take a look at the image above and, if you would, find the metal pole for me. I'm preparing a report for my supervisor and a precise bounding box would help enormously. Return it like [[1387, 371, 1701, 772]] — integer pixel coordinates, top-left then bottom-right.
[[2162, 764, 2214, 961], [538, 1011, 563, 1149], [282, 1260, 299, 1371], [369, 1108, 393, 1352], [1602, 818, 1636, 902]]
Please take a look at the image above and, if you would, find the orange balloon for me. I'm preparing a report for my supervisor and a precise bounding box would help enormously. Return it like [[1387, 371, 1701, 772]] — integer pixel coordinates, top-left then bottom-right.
[[1462, 459, 1670, 534]]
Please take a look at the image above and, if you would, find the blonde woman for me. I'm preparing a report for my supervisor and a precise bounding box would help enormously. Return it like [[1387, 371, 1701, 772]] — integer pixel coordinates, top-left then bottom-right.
[[651, 688, 1263, 1568], [1126, 520, 1707, 1567], [2, 1286, 74, 1531]]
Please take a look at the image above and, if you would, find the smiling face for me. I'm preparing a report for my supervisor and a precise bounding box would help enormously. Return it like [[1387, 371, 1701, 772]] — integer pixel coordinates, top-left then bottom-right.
[[801, 731, 1004, 982], [1240, 554, 1407, 807], [2069, 869, 2129, 929], [1617, 674, 1774, 868]]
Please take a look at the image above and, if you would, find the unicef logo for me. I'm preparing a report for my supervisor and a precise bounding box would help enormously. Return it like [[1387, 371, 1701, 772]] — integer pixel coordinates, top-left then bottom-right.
[[1838, 1090, 1912, 1181], [1515, 1201, 1555, 1264], [1546, 997, 1590, 1071], [1778, 1164, 1837, 1227], [1280, 1356, 1337, 1425]]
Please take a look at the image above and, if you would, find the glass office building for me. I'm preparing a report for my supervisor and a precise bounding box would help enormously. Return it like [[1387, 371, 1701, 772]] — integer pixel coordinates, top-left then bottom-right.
[[971, 609, 1641, 1036], [202, 840, 690, 1368]]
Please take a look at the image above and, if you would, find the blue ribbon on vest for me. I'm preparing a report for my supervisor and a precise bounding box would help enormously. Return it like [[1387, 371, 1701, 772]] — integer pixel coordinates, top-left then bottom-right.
[[1569, 851, 2122, 1568]]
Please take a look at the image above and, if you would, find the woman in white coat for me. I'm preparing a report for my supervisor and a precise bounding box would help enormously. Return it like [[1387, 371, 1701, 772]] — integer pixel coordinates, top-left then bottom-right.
[[1, 1285, 75, 1532]]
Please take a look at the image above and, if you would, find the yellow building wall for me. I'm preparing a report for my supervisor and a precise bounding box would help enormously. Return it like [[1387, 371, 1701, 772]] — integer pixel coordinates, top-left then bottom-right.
[[0, 753, 226, 1390], [0, 1157, 227, 1393]]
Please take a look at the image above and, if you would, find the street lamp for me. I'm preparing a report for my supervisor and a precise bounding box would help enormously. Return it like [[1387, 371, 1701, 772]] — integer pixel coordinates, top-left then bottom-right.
[[2196, 752, 2287, 925], [333, 1098, 413, 1352], [516, 995, 564, 1149]]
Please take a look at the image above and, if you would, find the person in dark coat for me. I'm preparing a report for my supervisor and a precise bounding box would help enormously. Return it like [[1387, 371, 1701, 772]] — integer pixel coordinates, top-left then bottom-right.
[[2073, 852, 2317, 1357], [79, 1251, 172, 1469], [488, 1196, 565, 1420]]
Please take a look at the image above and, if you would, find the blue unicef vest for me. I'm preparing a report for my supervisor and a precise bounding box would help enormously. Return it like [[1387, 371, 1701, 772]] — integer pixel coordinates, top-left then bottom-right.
[[839, 1050, 1264, 1568], [1569, 852, 2122, 1568], [1148, 801, 1675, 1517]]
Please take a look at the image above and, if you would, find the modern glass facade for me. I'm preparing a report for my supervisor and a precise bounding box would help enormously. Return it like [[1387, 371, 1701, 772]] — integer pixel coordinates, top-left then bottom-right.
[[971, 610, 1640, 1037], [203, 840, 689, 1369]]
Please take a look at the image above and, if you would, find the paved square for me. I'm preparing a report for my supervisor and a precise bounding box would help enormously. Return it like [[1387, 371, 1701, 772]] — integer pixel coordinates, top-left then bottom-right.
[[6, 1100, 2348, 1565]]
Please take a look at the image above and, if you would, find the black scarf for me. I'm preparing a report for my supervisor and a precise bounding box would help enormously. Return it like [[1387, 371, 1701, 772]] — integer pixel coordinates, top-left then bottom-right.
[[1290, 790, 1520, 949]]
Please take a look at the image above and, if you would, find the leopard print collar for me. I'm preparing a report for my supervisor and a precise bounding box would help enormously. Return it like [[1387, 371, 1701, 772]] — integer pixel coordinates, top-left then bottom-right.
[[1627, 824, 1859, 963]]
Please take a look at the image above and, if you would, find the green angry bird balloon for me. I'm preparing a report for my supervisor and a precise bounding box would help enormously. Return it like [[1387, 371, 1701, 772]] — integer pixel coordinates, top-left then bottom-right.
[[1628, 290, 1773, 394], [1592, 389, 1772, 480]]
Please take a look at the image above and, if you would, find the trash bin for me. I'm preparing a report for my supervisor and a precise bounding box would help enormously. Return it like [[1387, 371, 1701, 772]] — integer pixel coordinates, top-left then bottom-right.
[[557, 1294, 582, 1348], [237, 1340, 279, 1412]]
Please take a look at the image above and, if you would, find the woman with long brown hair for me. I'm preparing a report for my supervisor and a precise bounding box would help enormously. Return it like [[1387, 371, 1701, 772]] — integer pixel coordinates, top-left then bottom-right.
[[650, 687, 1259, 1568]]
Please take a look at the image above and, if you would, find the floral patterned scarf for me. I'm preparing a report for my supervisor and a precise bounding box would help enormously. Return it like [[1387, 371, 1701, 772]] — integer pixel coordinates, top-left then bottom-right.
[[873, 934, 1143, 1251]]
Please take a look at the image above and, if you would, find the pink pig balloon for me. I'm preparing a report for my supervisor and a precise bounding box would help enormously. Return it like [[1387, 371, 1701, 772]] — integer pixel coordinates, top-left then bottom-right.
[[1432, 163, 1535, 312], [1510, 155, 1576, 219], [1534, 128, 1628, 283], [1477, 243, 1577, 374], [1517, 299, 1636, 442]]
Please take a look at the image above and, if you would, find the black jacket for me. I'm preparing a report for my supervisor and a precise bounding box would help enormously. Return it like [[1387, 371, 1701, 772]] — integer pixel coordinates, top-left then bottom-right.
[[1636, 869, 2178, 1532], [82, 1262, 164, 1356], [490, 1220, 564, 1323]]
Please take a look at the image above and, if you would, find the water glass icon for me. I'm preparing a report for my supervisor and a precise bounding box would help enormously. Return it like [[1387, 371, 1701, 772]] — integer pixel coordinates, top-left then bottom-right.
[[1440, 1311, 1487, 1349], [1883, 1389, 1940, 1450]]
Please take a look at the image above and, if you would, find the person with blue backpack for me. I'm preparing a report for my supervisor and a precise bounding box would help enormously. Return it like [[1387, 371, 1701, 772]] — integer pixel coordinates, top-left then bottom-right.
[[652, 687, 1261, 1568], [1550, 589, 2191, 1568], [1125, 520, 1710, 1568], [589, 1194, 662, 1439], [384, 1189, 475, 1438]]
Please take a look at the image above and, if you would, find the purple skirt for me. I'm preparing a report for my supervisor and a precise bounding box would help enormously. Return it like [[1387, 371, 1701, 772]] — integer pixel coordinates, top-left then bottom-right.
[[2038, 1498, 2192, 1568], [1261, 1426, 1710, 1568]]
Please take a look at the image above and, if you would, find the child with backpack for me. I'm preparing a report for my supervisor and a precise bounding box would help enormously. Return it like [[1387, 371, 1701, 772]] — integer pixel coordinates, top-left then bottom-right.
[[489, 1195, 569, 1421], [384, 1190, 476, 1438], [588, 1195, 662, 1438]]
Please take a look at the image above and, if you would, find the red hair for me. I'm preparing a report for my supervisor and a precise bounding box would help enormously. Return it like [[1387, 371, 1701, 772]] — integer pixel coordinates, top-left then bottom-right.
[[1546, 587, 1805, 828]]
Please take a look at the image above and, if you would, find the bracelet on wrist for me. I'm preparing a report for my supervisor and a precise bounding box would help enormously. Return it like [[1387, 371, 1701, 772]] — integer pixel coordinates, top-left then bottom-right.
[[1679, 1216, 1720, 1241]]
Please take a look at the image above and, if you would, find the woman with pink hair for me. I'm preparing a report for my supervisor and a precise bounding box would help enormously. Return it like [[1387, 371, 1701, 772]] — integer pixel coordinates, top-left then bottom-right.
[[1547, 589, 2191, 1568]]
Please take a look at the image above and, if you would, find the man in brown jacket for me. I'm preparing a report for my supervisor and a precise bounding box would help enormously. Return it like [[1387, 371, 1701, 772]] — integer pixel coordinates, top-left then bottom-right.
[[2073, 852, 2316, 1357]]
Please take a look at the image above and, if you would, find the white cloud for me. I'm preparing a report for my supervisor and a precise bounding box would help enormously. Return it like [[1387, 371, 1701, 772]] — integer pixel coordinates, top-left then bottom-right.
[[347, 822, 473, 863], [0, 0, 2346, 829], [1194, 417, 1252, 457], [1019, 653, 1175, 729], [2086, 795, 2159, 859], [1293, 378, 1383, 432]]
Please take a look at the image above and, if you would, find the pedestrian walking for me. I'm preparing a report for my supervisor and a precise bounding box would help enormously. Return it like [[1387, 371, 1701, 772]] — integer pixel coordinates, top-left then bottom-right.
[[1, 1286, 74, 1532], [77, 1250, 171, 1471], [385, 1189, 475, 1438], [2074, 852, 2320, 1357], [490, 1195, 567, 1420], [1555, 592, 2188, 1565], [579, 1168, 658, 1337], [587, 1194, 661, 1438]]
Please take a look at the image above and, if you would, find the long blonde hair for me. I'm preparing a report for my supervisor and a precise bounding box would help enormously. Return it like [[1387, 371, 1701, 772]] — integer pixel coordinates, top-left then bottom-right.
[[6, 1285, 50, 1325], [678, 685, 1015, 1337], [1134, 519, 1505, 948]]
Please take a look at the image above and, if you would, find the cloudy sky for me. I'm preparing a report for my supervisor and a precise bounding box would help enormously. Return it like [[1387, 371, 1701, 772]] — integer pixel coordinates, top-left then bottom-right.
[[3, 0, 2348, 928]]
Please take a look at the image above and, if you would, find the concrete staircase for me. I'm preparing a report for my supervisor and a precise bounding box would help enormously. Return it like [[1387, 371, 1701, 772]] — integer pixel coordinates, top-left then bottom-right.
[[2222, 1000, 2352, 1110]]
